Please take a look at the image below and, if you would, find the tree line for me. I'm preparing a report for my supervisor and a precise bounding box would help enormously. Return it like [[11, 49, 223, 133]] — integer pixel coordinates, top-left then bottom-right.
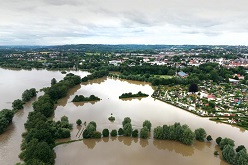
[[0, 88, 37, 135], [72, 95, 100, 102], [19, 73, 81, 165], [109, 63, 248, 86], [119, 91, 149, 99]]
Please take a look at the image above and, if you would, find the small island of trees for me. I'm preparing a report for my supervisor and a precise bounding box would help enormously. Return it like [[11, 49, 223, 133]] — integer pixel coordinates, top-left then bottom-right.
[[72, 95, 100, 102], [119, 91, 149, 99]]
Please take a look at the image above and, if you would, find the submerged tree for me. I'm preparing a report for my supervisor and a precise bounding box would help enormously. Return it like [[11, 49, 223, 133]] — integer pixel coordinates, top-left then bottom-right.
[[222, 144, 236, 164], [219, 138, 235, 150], [76, 119, 82, 126], [195, 128, 207, 142], [140, 126, 149, 139], [143, 120, 152, 132]]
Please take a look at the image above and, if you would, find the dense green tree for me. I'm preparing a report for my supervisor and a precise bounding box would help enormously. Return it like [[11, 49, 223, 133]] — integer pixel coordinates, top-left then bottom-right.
[[72, 95, 100, 102], [174, 123, 184, 141], [32, 95, 54, 118], [21, 139, 54, 165], [82, 129, 91, 139], [110, 130, 117, 137], [12, 99, 24, 110], [153, 126, 163, 139], [92, 131, 101, 138], [140, 126, 149, 139], [0, 118, 9, 134], [24, 127, 55, 147], [216, 137, 222, 145], [0, 109, 14, 123], [143, 120, 152, 132], [162, 124, 170, 140], [89, 121, 97, 129], [236, 145, 246, 153], [122, 117, 131, 127], [222, 144, 236, 164], [123, 123, 132, 137], [102, 129, 109, 137], [26, 159, 47, 165], [83, 123, 96, 139], [195, 128, 207, 142], [61, 116, 69, 122], [0, 109, 14, 134], [118, 128, 124, 136], [132, 129, 139, 137], [219, 138, 235, 150], [51, 78, 57, 86], [206, 135, 213, 141], [168, 125, 176, 140], [25, 112, 47, 131], [55, 128, 70, 139], [235, 149, 248, 165], [76, 119, 82, 126], [181, 128, 195, 145], [22, 88, 37, 102]]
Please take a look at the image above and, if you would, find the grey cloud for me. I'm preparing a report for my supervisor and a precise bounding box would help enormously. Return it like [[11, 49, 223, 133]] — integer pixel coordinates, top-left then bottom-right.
[[1, 0, 248, 45], [42, 0, 84, 6]]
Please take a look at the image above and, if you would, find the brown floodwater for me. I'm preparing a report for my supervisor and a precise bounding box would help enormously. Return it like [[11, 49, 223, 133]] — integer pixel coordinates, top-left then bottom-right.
[[0, 68, 89, 165], [54, 76, 248, 165], [0, 68, 246, 165]]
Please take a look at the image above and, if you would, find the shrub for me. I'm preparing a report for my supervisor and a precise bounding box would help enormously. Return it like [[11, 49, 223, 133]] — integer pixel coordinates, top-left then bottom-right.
[[110, 130, 117, 137], [132, 129, 139, 137], [118, 128, 124, 136], [102, 129, 109, 137]]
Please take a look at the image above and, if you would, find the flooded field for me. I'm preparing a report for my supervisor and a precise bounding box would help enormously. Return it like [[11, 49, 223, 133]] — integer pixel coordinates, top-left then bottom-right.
[[54, 77, 247, 165]]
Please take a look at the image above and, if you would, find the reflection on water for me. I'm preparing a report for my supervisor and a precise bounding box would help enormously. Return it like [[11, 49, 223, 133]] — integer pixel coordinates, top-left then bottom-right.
[[82, 77, 107, 85], [55, 138, 228, 165], [153, 140, 194, 157], [120, 97, 145, 101], [72, 100, 99, 107], [83, 139, 101, 149], [140, 138, 149, 148]]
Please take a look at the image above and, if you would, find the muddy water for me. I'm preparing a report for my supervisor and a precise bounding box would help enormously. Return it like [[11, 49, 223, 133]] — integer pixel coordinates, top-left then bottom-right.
[[0, 68, 246, 165], [54, 77, 248, 165], [55, 138, 227, 165], [0, 68, 89, 165]]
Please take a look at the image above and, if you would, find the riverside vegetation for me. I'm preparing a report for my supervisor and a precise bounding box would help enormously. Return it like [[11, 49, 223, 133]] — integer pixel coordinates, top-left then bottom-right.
[[0, 88, 37, 135], [17, 73, 81, 165]]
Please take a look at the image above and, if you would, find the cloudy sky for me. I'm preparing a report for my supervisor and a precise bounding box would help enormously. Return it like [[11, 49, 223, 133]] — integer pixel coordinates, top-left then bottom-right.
[[1, 0, 248, 45]]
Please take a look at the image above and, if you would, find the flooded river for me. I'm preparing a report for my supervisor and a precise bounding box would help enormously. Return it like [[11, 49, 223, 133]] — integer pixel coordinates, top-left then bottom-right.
[[0, 68, 88, 165], [0, 69, 247, 165]]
